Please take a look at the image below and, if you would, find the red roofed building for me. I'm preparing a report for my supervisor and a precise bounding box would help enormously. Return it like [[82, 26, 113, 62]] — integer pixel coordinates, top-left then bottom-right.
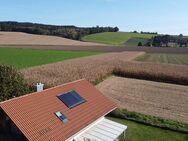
[[0, 79, 127, 141]]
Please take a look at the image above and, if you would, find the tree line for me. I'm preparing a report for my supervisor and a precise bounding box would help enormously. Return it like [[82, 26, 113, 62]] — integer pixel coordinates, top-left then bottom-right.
[[140, 31, 158, 34], [0, 21, 119, 40], [132, 31, 158, 34], [147, 35, 188, 47]]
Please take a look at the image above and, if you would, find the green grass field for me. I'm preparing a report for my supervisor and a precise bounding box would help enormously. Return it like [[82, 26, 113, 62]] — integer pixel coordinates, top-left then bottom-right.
[[108, 117, 188, 141], [135, 53, 188, 65], [82, 32, 155, 45], [126, 37, 149, 46], [0, 48, 100, 69]]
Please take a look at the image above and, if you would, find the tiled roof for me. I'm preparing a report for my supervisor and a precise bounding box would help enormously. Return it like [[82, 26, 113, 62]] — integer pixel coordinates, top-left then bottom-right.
[[0, 79, 116, 141]]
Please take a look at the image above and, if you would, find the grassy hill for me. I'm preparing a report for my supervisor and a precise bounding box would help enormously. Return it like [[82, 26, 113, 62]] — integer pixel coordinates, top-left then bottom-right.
[[82, 32, 156, 45]]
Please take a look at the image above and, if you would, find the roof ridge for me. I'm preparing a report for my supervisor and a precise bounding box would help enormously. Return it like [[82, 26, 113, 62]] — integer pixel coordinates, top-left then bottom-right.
[[0, 79, 86, 104]]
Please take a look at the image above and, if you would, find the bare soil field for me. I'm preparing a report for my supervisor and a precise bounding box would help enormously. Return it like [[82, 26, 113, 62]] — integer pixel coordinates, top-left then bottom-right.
[[21, 52, 145, 86], [0, 32, 104, 46], [1, 44, 188, 54], [96, 76, 188, 123]]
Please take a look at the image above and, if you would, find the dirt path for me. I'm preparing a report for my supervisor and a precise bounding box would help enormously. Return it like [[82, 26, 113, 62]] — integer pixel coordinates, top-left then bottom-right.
[[1, 44, 188, 54], [96, 76, 188, 123]]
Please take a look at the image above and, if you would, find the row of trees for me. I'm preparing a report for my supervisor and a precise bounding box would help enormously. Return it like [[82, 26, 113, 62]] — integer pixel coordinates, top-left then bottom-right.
[[132, 31, 158, 34], [0, 21, 119, 40], [140, 31, 158, 34], [148, 35, 188, 47]]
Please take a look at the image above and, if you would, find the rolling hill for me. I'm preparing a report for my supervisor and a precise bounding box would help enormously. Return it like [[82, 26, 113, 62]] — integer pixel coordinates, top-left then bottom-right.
[[0, 32, 105, 46], [82, 32, 156, 46]]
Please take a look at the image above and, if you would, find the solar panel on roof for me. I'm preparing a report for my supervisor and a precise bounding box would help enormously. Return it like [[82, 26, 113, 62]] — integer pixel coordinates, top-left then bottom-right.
[[57, 90, 86, 109]]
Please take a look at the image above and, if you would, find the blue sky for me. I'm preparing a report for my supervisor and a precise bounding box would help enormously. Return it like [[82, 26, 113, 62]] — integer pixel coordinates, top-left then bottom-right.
[[0, 0, 188, 35]]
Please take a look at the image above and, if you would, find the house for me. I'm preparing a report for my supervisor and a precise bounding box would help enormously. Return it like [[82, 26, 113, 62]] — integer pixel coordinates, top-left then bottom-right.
[[167, 42, 178, 47], [0, 79, 127, 141]]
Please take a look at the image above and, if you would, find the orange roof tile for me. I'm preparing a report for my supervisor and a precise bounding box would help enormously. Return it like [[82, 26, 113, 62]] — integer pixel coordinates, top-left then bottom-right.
[[0, 79, 116, 141]]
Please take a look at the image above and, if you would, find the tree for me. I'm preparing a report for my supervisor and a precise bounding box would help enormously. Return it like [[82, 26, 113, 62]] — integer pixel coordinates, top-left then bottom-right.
[[0, 65, 30, 102], [114, 27, 119, 32], [179, 34, 183, 37], [138, 42, 143, 46]]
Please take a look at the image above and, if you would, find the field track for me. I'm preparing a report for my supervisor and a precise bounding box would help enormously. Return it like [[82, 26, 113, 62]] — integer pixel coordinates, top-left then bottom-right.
[[1, 45, 188, 54], [96, 76, 188, 123]]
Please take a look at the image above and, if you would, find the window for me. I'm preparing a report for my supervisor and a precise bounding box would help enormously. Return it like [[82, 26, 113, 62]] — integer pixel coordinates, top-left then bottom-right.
[[55, 112, 68, 123], [57, 90, 86, 109]]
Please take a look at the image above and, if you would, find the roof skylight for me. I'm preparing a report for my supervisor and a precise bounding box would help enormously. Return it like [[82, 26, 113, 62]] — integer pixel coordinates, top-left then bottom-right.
[[55, 112, 68, 123], [57, 90, 86, 109]]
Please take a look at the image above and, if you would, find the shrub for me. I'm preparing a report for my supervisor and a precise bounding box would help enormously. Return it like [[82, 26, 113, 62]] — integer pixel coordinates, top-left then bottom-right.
[[0, 65, 30, 102], [138, 42, 143, 46], [108, 108, 188, 133]]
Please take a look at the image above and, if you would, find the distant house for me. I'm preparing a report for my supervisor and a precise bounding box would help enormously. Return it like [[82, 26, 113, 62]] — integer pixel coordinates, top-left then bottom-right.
[[167, 42, 178, 47], [0, 79, 127, 141]]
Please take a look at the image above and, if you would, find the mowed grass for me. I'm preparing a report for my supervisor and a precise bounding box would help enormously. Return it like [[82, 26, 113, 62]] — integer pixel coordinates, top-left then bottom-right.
[[108, 117, 188, 141], [0, 48, 100, 69], [82, 32, 155, 45], [135, 53, 188, 65]]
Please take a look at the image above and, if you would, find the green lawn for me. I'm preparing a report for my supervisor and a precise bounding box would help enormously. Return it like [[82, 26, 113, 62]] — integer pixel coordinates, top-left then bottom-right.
[[108, 117, 188, 141], [0, 48, 100, 69], [135, 53, 188, 65], [82, 32, 155, 45]]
